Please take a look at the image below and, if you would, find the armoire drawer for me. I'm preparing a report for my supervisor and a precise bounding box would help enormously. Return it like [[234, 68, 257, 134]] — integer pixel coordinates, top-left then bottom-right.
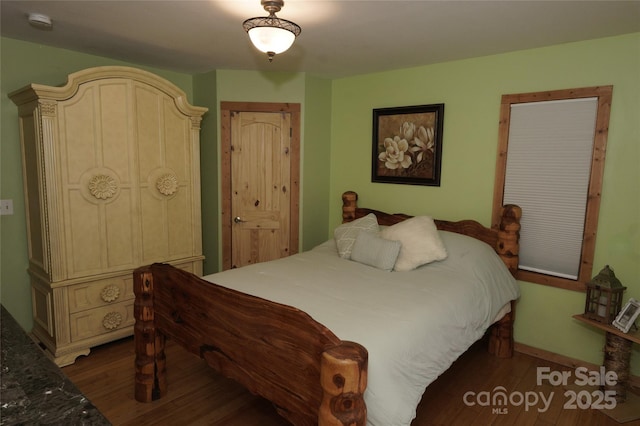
[[70, 301, 134, 342], [68, 276, 134, 314]]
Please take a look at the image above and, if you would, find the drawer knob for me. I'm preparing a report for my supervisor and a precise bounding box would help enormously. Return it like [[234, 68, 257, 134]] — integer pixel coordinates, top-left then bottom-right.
[[100, 285, 120, 302], [102, 312, 122, 330]]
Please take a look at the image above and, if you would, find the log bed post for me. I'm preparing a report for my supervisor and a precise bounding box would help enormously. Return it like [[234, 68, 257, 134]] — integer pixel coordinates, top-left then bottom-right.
[[319, 342, 368, 426], [495, 204, 522, 277], [489, 204, 521, 358], [488, 303, 516, 358], [133, 266, 167, 402], [342, 191, 359, 223]]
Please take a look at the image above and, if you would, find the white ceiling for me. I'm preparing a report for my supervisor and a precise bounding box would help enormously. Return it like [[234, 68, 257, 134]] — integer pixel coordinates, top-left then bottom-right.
[[2, 0, 639, 79]]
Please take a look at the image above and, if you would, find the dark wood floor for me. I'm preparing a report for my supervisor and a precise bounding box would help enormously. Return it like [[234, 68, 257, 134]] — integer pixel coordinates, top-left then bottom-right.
[[62, 337, 640, 425]]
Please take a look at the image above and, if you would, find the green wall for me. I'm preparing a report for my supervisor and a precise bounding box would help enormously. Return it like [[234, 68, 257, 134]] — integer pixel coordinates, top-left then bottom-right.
[[2, 33, 638, 377], [302, 75, 332, 250], [193, 71, 219, 274], [328, 33, 640, 375]]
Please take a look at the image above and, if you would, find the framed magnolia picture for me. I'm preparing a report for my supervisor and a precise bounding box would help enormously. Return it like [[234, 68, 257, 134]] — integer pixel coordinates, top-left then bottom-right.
[[372, 103, 444, 186]]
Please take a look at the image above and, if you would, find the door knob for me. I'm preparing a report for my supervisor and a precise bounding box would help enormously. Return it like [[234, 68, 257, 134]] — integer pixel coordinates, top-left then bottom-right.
[[234, 216, 245, 223]]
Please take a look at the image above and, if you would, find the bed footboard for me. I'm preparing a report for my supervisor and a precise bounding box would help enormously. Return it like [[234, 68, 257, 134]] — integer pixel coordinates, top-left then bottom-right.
[[134, 263, 368, 426]]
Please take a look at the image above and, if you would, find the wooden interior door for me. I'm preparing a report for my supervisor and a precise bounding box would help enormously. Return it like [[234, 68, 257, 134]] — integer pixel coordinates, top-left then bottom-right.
[[221, 102, 300, 269]]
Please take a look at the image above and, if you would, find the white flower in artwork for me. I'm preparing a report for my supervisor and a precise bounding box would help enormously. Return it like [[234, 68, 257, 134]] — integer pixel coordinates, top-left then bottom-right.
[[409, 126, 435, 163], [379, 136, 412, 169], [399, 121, 416, 141]]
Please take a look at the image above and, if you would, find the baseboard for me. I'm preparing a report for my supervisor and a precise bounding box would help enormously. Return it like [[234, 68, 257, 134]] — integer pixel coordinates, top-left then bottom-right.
[[514, 342, 640, 389]]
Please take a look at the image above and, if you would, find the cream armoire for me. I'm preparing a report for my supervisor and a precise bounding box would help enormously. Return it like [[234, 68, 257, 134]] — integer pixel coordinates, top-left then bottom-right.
[[10, 66, 207, 366]]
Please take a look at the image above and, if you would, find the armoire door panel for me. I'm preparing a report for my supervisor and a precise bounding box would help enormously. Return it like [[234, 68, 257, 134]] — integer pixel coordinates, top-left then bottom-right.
[[67, 190, 103, 274], [66, 188, 137, 276], [58, 89, 99, 183], [140, 189, 194, 262], [97, 82, 135, 182], [103, 191, 138, 268], [139, 191, 170, 261], [60, 82, 132, 183], [133, 84, 163, 175], [164, 101, 191, 179], [167, 190, 193, 255]]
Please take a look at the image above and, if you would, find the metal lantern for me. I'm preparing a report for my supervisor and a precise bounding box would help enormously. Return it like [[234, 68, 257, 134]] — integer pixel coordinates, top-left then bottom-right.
[[584, 265, 626, 324]]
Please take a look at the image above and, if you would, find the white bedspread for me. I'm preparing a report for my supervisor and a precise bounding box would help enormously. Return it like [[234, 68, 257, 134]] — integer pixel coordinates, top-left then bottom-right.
[[204, 231, 520, 426]]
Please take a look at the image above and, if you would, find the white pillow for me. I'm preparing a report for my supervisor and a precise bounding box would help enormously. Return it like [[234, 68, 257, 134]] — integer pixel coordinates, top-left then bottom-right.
[[351, 231, 401, 271], [380, 216, 447, 271], [333, 213, 379, 259]]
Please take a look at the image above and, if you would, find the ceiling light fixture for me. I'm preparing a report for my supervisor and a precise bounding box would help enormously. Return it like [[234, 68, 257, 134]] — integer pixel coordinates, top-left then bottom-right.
[[242, 0, 301, 62], [28, 13, 53, 30]]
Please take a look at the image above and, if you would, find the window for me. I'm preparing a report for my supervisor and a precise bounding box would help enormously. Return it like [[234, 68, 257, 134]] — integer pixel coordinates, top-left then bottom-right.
[[492, 86, 613, 292]]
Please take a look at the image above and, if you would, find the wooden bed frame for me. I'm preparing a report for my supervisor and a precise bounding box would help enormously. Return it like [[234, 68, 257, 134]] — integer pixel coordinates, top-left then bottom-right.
[[134, 191, 521, 426]]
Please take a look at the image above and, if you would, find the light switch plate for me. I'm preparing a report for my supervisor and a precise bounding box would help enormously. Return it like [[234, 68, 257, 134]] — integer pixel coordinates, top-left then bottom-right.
[[0, 199, 14, 215]]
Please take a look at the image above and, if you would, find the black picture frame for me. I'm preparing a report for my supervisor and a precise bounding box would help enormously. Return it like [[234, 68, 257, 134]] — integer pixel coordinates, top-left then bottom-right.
[[372, 103, 444, 186]]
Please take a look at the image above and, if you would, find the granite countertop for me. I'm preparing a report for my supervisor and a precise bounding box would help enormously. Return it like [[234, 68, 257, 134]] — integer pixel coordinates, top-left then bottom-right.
[[1, 305, 111, 425]]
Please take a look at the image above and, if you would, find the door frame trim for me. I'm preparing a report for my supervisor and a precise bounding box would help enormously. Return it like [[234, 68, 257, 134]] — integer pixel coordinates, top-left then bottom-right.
[[220, 102, 301, 270]]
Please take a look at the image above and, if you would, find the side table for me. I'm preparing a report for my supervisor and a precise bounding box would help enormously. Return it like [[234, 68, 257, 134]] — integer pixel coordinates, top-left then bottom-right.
[[573, 314, 640, 422]]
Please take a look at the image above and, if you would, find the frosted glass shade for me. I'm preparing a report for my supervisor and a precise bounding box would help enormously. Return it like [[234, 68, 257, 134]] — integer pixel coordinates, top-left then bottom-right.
[[247, 26, 296, 54]]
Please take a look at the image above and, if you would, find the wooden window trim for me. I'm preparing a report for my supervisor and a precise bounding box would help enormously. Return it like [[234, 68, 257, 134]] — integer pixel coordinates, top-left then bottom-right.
[[492, 86, 613, 292]]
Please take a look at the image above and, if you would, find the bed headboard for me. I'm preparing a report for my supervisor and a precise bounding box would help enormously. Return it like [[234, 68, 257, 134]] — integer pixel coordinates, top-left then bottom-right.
[[341, 191, 521, 276]]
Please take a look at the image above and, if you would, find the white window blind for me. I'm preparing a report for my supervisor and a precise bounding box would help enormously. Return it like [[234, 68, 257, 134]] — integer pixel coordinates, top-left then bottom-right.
[[503, 98, 598, 280]]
